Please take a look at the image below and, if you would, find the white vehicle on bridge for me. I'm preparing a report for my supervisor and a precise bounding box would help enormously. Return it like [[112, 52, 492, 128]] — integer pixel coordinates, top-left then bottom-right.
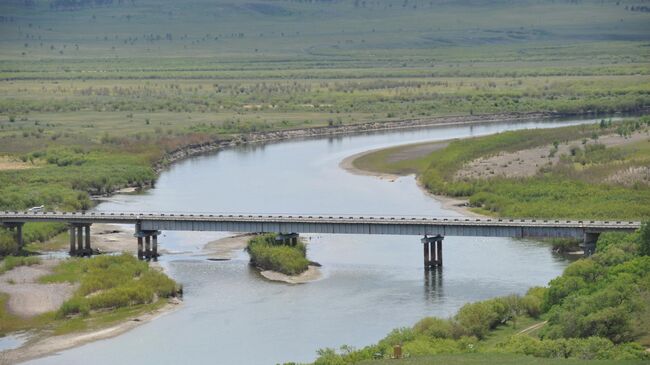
[[27, 205, 44, 212]]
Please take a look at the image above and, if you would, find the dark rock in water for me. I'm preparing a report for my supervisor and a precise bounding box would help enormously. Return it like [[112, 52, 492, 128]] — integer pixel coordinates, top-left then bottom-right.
[[309, 261, 322, 267], [207, 258, 230, 261]]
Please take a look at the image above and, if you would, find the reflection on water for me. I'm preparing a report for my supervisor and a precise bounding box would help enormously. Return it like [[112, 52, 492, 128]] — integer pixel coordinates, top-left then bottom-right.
[[424, 267, 443, 302], [26, 117, 602, 365]]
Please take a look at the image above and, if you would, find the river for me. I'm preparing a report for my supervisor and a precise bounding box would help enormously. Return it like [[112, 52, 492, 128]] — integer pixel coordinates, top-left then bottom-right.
[[27, 117, 601, 365]]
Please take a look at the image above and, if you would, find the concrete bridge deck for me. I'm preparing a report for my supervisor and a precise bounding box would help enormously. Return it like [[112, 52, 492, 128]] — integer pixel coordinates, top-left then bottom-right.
[[1, 211, 641, 264]]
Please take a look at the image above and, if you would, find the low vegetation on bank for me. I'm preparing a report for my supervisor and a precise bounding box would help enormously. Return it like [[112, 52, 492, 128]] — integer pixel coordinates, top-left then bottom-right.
[[0, 254, 180, 336], [354, 118, 650, 220], [299, 225, 650, 364], [247, 234, 310, 276], [0, 255, 40, 274]]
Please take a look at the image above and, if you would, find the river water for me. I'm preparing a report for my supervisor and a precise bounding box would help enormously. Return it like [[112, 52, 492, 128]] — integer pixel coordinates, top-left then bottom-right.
[[27, 117, 600, 365]]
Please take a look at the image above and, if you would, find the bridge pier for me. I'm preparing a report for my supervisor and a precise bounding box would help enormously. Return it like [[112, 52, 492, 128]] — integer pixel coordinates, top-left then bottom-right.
[[69, 223, 93, 257], [135, 230, 160, 260], [421, 235, 443, 269], [276, 233, 299, 246], [3, 222, 24, 253], [582, 232, 600, 256]]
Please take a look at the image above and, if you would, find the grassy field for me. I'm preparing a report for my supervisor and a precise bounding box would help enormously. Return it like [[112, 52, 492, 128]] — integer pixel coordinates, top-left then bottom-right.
[[353, 118, 650, 220]]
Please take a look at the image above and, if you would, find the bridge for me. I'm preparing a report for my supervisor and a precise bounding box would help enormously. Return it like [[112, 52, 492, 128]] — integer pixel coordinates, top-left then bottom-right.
[[1, 211, 641, 267]]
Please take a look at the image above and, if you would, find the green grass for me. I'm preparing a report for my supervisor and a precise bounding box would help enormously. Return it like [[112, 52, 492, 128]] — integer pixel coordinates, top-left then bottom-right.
[[0, 254, 179, 337], [0, 255, 41, 274], [354, 118, 650, 220], [39, 254, 179, 317], [306, 230, 650, 365], [357, 353, 650, 365], [247, 234, 310, 276]]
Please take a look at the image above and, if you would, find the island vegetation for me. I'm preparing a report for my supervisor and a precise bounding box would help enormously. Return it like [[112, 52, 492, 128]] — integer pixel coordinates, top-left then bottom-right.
[[247, 234, 310, 276]]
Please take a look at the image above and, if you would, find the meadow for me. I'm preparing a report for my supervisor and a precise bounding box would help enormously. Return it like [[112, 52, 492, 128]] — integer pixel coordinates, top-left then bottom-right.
[[354, 118, 650, 220]]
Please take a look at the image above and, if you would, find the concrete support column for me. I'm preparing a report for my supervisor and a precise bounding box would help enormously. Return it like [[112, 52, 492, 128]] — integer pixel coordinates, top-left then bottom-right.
[[145, 235, 151, 258], [84, 225, 91, 252], [76, 226, 84, 252], [422, 235, 444, 269], [69, 225, 76, 255], [423, 239, 430, 268], [137, 236, 144, 259], [583, 232, 599, 256], [152, 235, 158, 258], [16, 223, 23, 251]]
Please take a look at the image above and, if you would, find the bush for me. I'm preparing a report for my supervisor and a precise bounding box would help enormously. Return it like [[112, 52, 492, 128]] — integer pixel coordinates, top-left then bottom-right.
[[247, 234, 309, 275], [498, 335, 648, 360], [413, 317, 454, 339], [47, 254, 179, 317]]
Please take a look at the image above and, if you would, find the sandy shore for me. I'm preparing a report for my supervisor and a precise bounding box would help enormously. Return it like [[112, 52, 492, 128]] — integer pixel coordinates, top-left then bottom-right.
[[2, 299, 181, 364], [0, 229, 180, 363], [260, 265, 322, 284], [339, 149, 400, 181], [202, 234, 323, 284], [341, 145, 486, 218], [203, 234, 252, 260], [0, 259, 77, 317], [90, 223, 138, 254]]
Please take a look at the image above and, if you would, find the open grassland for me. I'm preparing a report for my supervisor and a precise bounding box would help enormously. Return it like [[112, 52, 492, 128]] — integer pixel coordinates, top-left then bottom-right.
[[354, 118, 650, 220], [0, 0, 649, 253]]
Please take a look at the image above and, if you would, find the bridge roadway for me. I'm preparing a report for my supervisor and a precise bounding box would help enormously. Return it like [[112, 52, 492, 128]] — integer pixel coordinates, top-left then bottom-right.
[[1, 211, 641, 264]]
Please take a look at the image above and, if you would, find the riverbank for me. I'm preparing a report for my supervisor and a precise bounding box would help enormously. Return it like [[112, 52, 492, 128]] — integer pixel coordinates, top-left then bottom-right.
[[2, 299, 181, 364], [0, 253, 181, 363], [341, 117, 650, 220], [340, 141, 485, 218], [155, 112, 557, 173]]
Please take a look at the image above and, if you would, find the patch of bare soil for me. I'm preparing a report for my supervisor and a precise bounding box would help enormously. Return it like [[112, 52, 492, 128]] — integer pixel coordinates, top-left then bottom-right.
[[0, 260, 76, 317], [260, 265, 322, 284], [90, 224, 138, 254], [203, 234, 253, 260], [2, 300, 181, 364], [455, 132, 648, 180]]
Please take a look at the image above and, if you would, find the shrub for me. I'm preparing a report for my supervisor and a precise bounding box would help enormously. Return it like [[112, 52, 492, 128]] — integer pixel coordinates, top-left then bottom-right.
[[247, 234, 309, 275], [455, 301, 499, 339], [413, 317, 454, 339], [57, 296, 90, 318]]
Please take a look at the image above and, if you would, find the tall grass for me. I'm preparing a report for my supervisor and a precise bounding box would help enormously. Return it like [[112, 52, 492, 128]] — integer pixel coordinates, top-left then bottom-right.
[[39, 254, 179, 318], [246, 234, 310, 276]]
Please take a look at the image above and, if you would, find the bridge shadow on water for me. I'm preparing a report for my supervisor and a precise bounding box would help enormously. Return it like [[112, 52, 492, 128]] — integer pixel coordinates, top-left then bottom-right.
[[423, 267, 443, 302]]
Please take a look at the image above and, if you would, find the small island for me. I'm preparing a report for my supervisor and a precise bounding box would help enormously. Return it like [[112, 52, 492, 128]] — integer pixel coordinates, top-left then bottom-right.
[[246, 233, 321, 284]]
